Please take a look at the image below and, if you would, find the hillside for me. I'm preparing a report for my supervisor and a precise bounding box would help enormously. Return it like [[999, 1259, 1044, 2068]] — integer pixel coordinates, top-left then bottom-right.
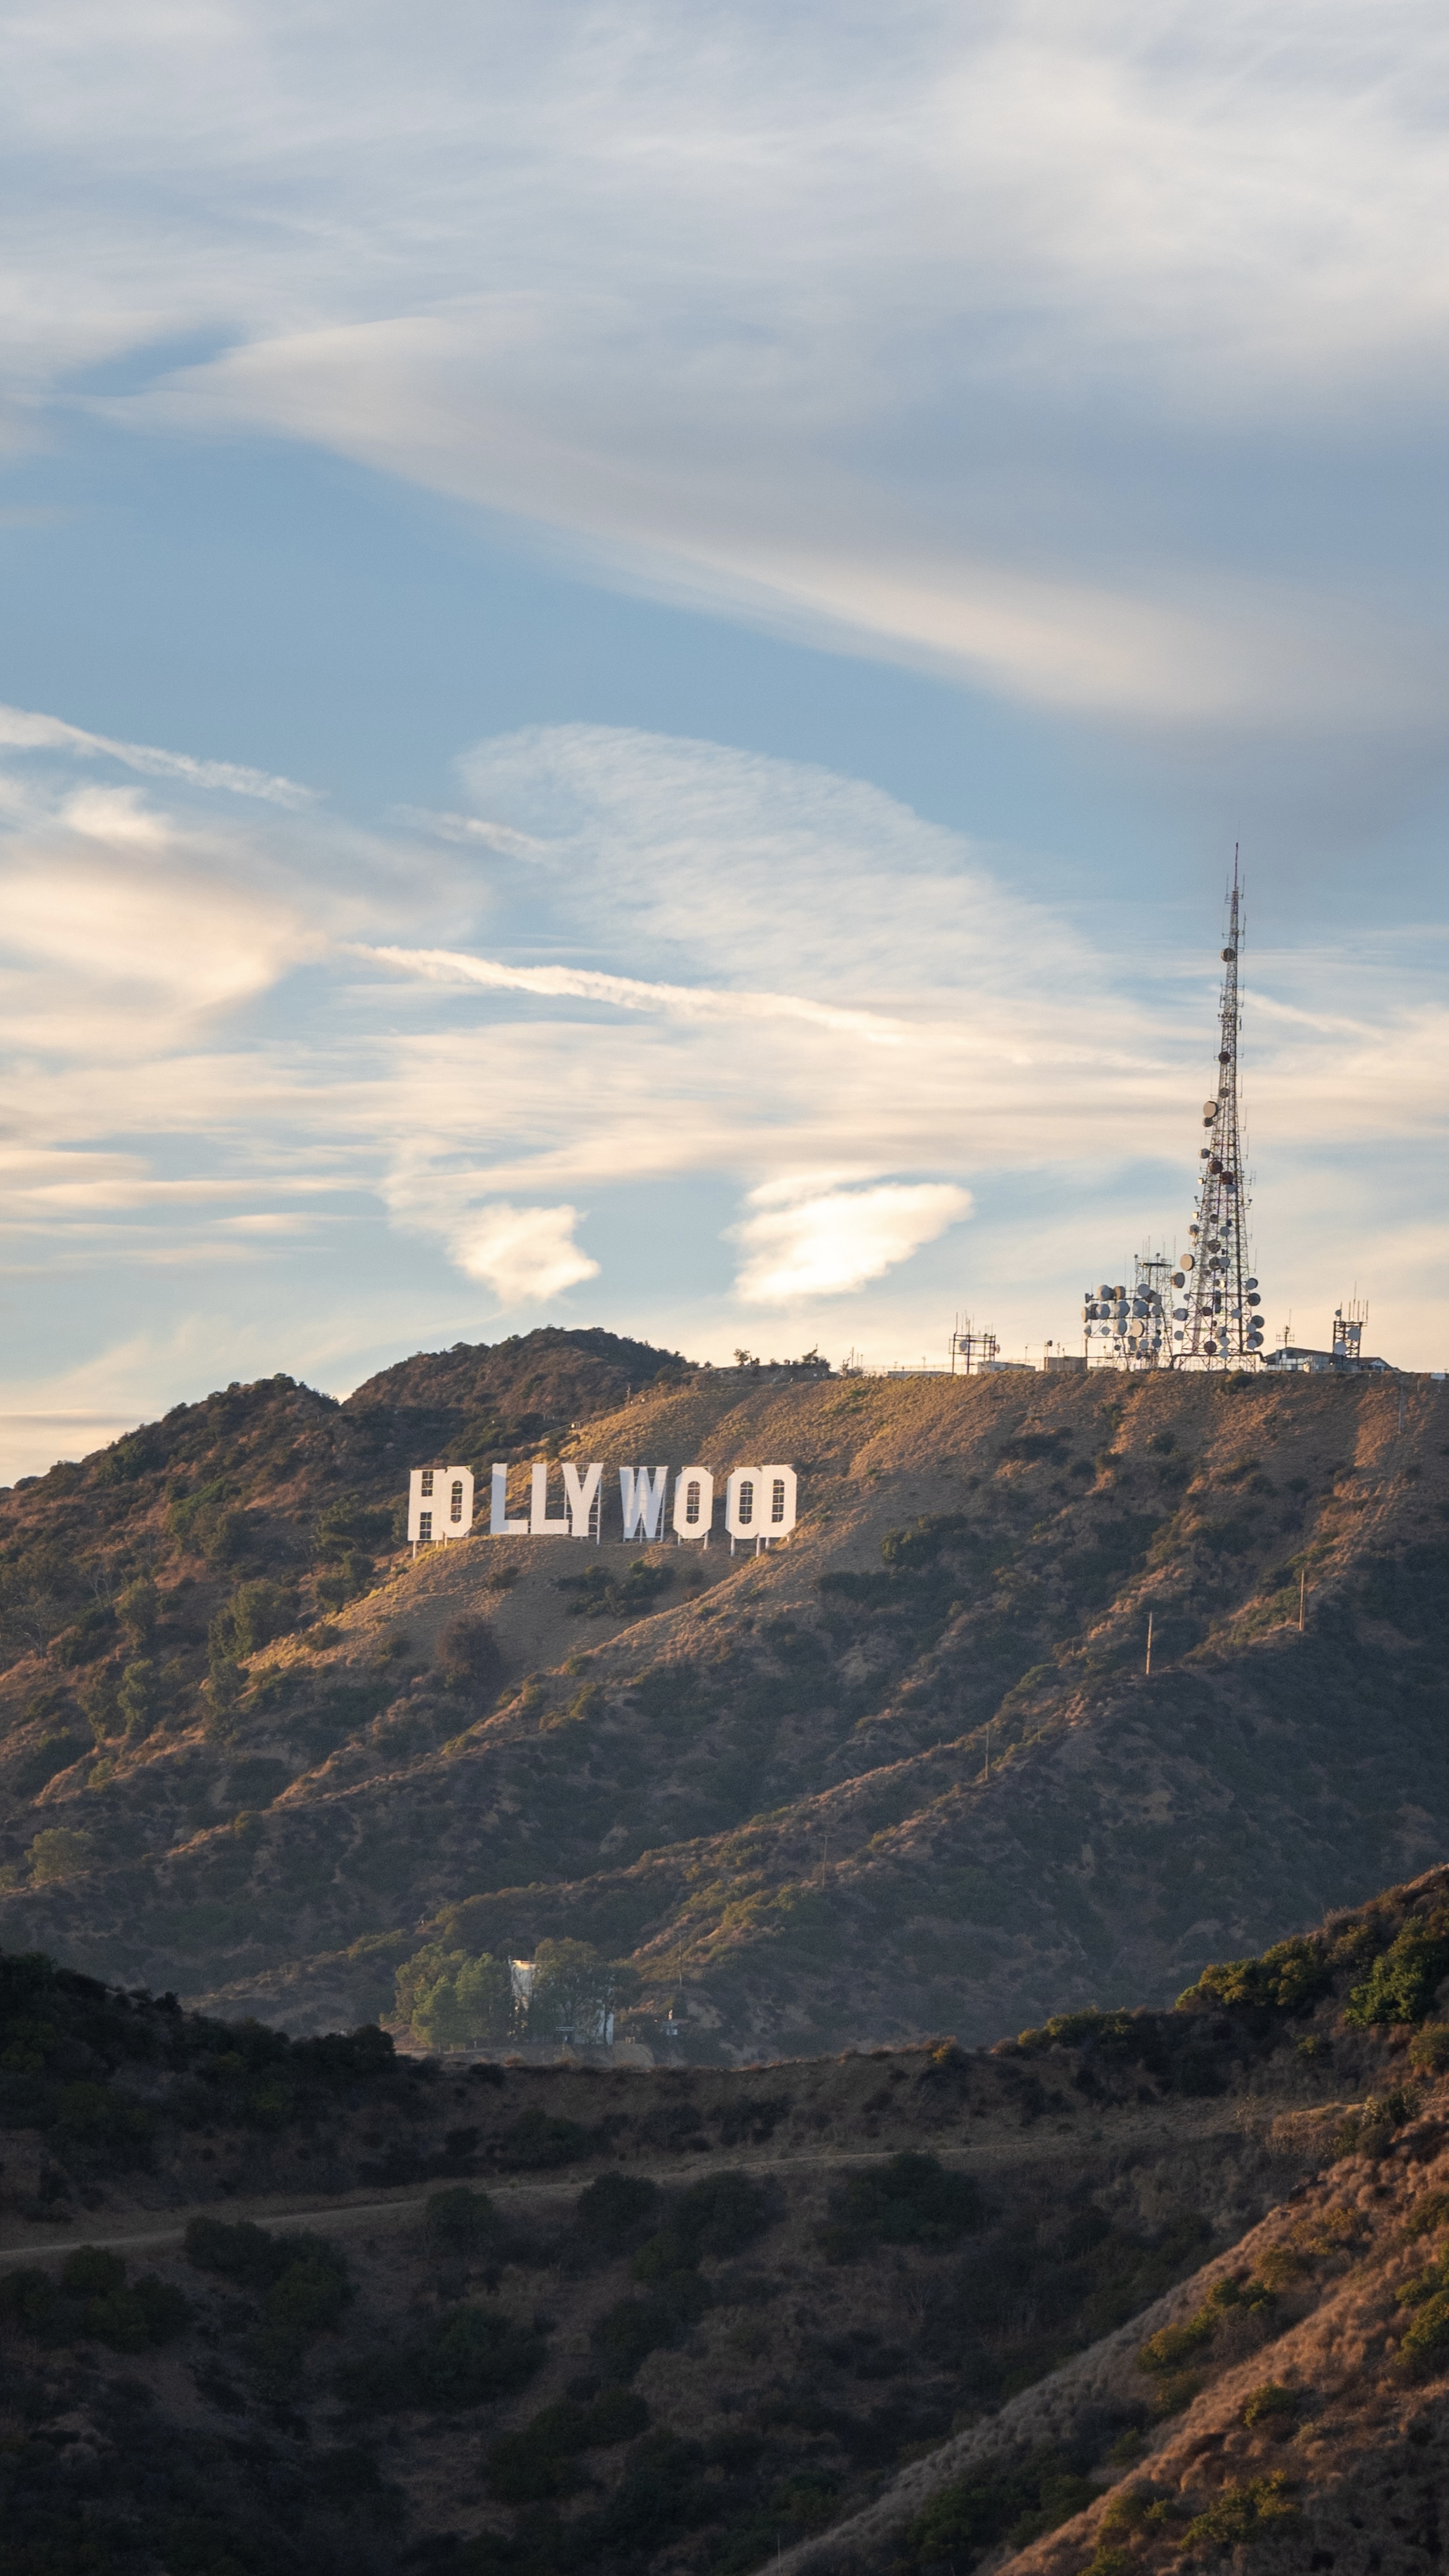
[[6, 1870, 1449, 2576], [0, 1330, 1446, 2055]]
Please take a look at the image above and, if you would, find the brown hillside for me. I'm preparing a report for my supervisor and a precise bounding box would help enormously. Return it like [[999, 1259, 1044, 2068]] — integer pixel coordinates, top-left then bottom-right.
[[1, 1340, 1447, 2054]]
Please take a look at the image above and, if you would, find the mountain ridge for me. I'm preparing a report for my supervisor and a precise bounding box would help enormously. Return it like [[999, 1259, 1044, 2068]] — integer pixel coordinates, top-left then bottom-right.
[[1, 1330, 1446, 2059]]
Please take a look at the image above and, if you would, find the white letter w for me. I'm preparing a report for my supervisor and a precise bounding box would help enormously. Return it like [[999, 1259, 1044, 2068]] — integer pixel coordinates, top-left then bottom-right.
[[618, 1465, 668, 1541]]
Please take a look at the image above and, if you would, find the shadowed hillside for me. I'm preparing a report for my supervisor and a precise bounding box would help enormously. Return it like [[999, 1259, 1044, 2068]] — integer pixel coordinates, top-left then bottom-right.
[[1, 1333, 1447, 2055], [7, 1872, 1449, 2575]]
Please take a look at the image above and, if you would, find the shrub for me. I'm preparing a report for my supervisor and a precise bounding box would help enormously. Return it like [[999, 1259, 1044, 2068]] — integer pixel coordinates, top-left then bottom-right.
[[1398, 2289, 1449, 2378], [184, 2216, 348, 2323], [633, 2172, 773, 2281], [1182, 2473, 1297, 2544], [903, 2448, 1096, 2569], [55, 2080, 154, 2143], [591, 2277, 709, 2377], [486, 2388, 650, 2500], [1242, 2380, 1298, 2429], [559, 1559, 673, 1619], [209, 1579, 295, 1665], [1, 2248, 189, 2351], [1409, 2023, 1449, 2075], [1138, 2275, 1275, 2376], [117, 1658, 159, 1738], [818, 2152, 981, 2260], [1332, 2088, 1418, 2159], [1346, 1912, 1449, 2028], [437, 1613, 505, 1695], [491, 2108, 597, 2170], [1177, 1934, 1328, 2014], [27, 1826, 95, 1884], [338, 2301, 546, 2412], [263, 2251, 352, 2336], [116, 1576, 158, 1649], [1403, 2191, 1449, 2244], [574, 2171, 659, 2248]]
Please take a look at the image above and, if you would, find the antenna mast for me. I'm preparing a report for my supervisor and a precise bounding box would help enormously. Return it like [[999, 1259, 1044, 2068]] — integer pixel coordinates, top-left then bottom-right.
[[1172, 850, 1266, 1366]]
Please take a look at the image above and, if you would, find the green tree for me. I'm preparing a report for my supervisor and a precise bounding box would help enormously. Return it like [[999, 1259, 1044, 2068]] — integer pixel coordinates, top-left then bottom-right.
[[529, 1940, 639, 2042], [78, 1663, 121, 1743], [28, 1826, 95, 1883], [116, 1576, 158, 1652], [117, 1658, 159, 1739], [395, 1945, 512, 2048], [209, 1579, 295, 1665]]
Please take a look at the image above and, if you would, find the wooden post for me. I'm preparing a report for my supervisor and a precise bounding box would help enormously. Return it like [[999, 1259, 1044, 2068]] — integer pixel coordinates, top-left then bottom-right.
[[1145, 1611, 1153, 1676]]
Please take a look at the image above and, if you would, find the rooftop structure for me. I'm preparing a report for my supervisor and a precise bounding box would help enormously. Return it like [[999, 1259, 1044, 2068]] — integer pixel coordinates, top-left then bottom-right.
[[1264, 1299, 1395, 1376]]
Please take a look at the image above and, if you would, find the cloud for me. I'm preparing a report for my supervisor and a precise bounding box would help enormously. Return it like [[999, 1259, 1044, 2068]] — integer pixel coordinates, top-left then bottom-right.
[[731, 1180, 973, 1303], [361, 944, 907, 1043], [6, 6, 1449, 731], [0, 702, 1448, 1431], [0, 702, 316, 807], [450, 1202, 600, 1304]]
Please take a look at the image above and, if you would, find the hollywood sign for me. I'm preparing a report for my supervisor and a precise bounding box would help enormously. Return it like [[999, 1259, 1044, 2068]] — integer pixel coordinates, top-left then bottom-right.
[[407, 1462, 798, 1548]]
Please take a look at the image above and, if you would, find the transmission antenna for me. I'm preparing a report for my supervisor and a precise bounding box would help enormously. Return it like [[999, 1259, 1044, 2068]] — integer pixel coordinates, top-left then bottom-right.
[[1170, 851, 1266, 1366]]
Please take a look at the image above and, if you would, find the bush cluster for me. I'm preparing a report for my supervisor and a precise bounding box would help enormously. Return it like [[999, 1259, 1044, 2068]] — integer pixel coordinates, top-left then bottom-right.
[[901, 2445, 1097, 2570], [816, 2151, 982, 2261], [337, 2300, 547, 2413], [487, 2386, 650, 2501], [1346, 1908, 1449, 2028], [1177, 1934, 1330, 2016], [0, 2244, 189, 2352], [185, 2216, 353, 2389], [1136, 2272, 1276, 2390], [590, 2171, 774, 2378]]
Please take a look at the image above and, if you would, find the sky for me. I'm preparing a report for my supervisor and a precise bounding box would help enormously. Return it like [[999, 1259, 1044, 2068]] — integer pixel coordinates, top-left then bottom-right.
[[3, 1, 1449, 1477]]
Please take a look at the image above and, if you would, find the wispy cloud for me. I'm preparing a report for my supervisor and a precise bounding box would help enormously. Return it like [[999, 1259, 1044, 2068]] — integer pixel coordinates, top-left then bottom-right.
[[5, 6, 1449, 731], [0, 704, 1447, 1461], [0, 702, 317, 807], [361, 945, 907, 1044]]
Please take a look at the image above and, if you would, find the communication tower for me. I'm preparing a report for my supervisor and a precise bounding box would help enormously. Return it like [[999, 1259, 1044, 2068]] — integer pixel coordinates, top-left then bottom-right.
[[1079, 857, 1267, 1370], [1332, 1298, 1368, 1365], [949, 1316, 1000, 1374], [1083, 1255, 1175, 1370], [1171, 854, 1266, 1366]]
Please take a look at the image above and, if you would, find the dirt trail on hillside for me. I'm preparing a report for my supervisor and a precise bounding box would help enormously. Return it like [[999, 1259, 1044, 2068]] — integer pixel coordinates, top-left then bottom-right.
[[0, 2089, 1325, 2267]]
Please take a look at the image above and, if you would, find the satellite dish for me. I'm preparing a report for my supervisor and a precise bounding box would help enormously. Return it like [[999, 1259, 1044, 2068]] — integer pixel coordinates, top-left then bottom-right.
[[1180, 1254, 1194, 1272], [1245, 1276, 1258, 1289], [1202, 1101, 1218, 1116]]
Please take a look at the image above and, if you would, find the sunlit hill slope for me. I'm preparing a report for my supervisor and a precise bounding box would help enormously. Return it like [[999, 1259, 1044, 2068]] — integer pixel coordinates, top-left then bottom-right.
[[0, 1328, 1445, 2056]]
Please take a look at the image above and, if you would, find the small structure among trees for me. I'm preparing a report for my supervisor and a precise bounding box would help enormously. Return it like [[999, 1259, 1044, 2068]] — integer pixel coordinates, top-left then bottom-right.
[[393, 1937, 637, 2054]]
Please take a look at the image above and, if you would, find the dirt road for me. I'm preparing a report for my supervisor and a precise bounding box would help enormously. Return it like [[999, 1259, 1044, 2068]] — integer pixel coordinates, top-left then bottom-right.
[[0, 2092, 1325, 2268]]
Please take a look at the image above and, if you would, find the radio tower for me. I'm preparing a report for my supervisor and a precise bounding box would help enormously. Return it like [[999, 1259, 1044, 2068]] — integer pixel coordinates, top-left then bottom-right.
[[1172, 853, 1266, 1366]]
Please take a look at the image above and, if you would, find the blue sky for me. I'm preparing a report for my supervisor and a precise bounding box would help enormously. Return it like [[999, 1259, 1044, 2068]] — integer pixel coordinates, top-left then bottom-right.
[[3, 1, 1449, 1474]]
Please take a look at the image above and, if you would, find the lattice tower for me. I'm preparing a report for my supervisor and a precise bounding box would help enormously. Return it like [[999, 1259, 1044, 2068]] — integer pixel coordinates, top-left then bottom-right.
[[1172, 858, 1266, 1366]]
